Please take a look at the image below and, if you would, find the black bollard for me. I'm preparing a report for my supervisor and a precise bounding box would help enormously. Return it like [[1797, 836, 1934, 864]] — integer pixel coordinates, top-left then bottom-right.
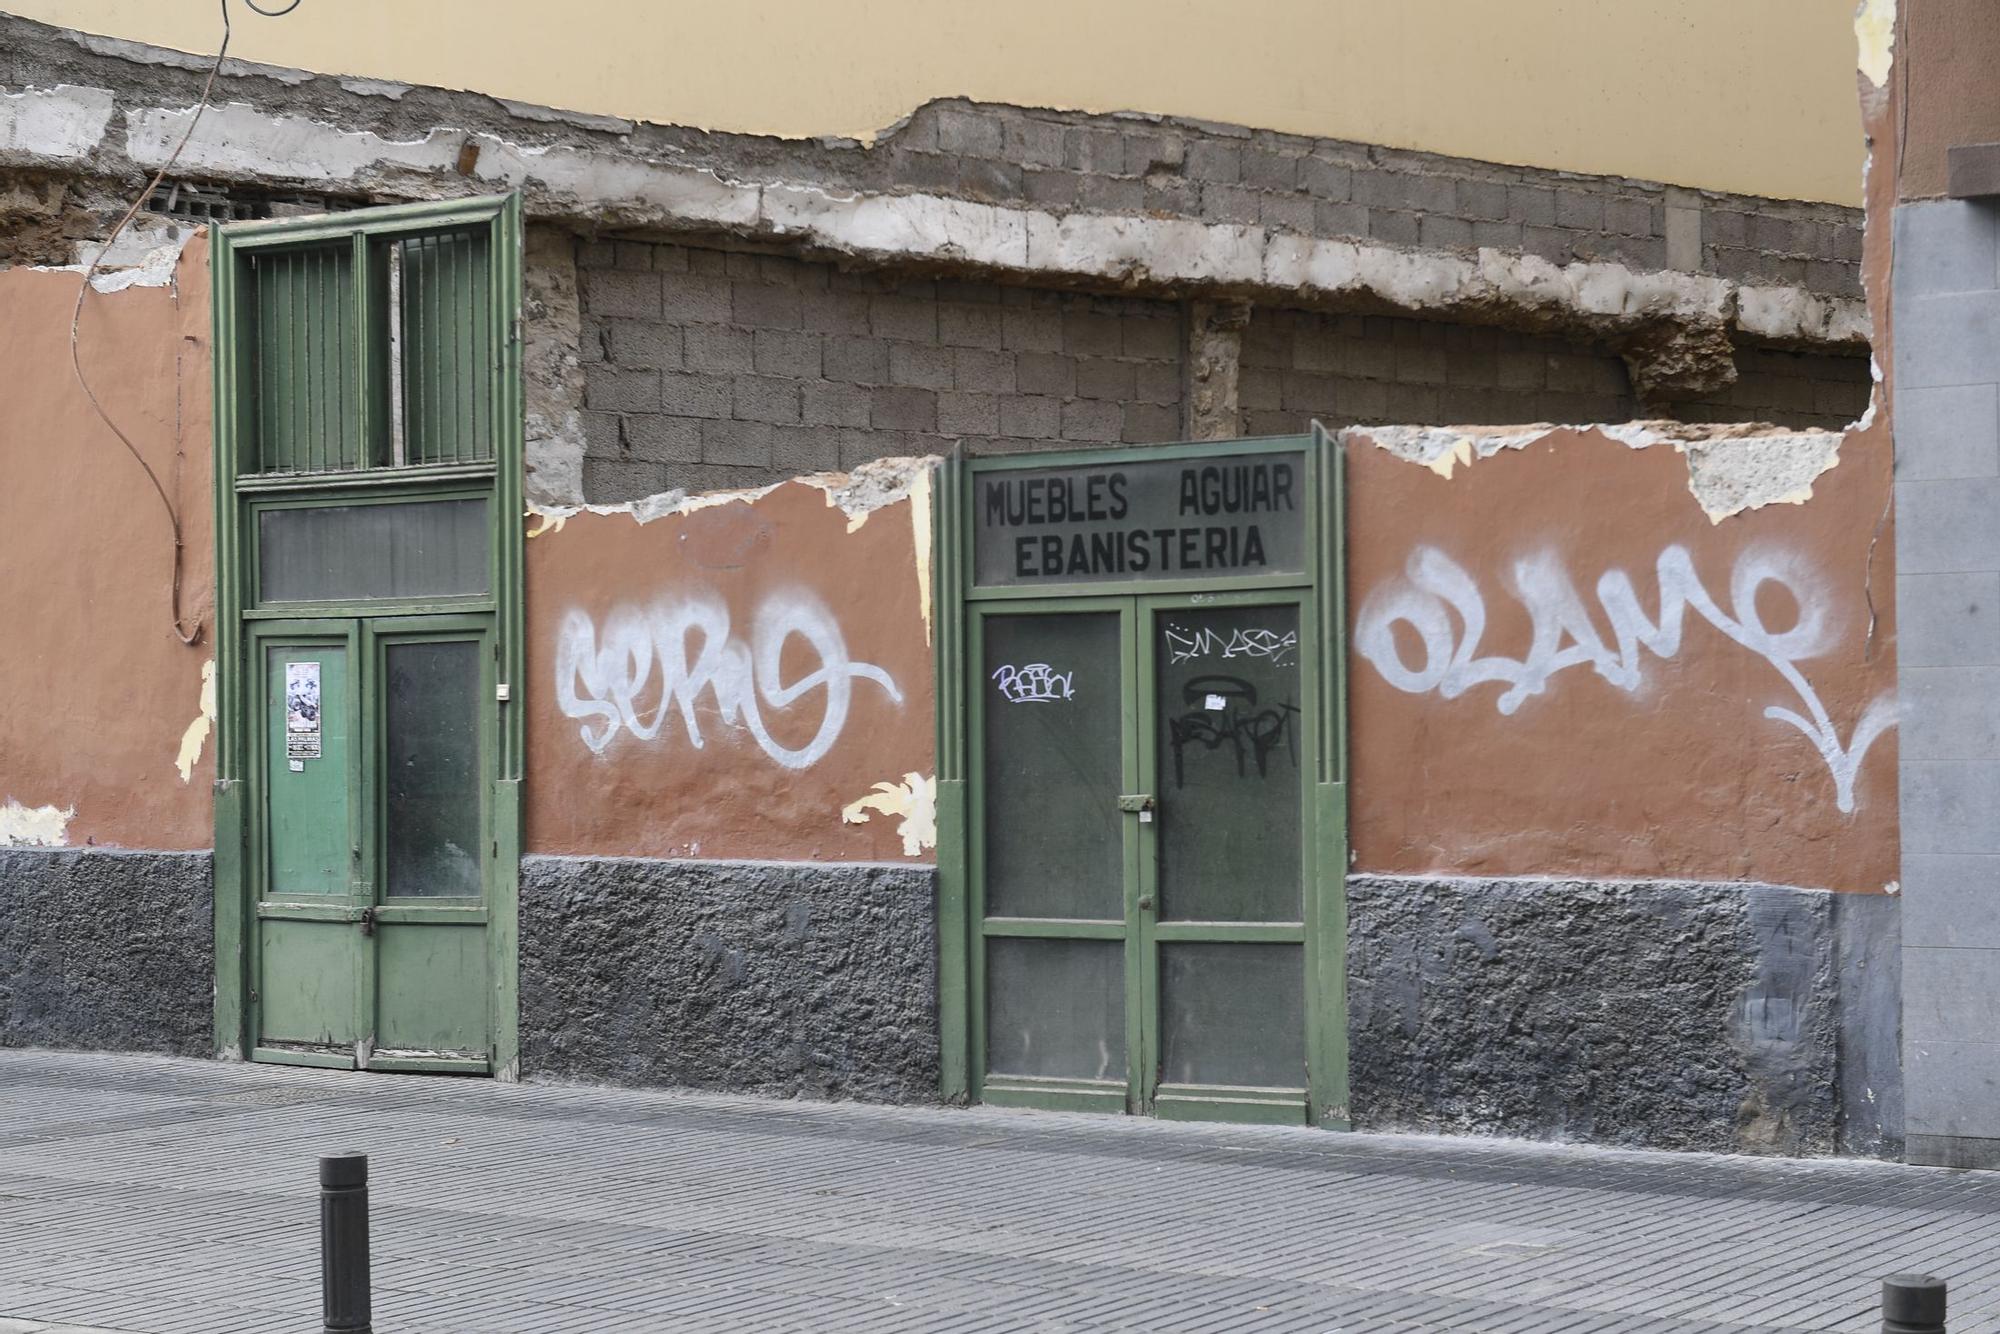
[[1883, 1273, 1946, 1334], [320, 1152, 372, 1334]]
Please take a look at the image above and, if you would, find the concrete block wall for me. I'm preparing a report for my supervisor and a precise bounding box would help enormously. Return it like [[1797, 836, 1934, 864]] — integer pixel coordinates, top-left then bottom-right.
[[576, 241, 1183, 501], [575, 238, 1876, 504], [1894, 196, 2000, 1167], [1239, 310, 1869, 437]]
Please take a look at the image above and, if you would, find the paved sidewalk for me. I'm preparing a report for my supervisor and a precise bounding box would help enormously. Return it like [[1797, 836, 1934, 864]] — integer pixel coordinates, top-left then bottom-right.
[[0, 1052, 1995, 1333]]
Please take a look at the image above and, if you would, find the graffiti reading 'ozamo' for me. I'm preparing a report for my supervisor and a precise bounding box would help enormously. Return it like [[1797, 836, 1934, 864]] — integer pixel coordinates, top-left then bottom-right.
[[554, 590, 902, 769], [1354, 544, 1898, 812], [991, 663, 1074, 703]]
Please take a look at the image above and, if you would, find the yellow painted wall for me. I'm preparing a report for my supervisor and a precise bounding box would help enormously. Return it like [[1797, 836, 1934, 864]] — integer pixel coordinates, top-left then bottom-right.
[[19, 0, 1865, 204]]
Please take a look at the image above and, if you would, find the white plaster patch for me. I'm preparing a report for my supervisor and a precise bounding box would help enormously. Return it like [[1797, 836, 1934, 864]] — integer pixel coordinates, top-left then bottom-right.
[[526, 483, 784, 537], [48, 220, 198, 291], [841, 772, 938, 858], [175, 660, 218, 784], [476, 137, 756, 230], [1352, 422, 1848, 524], [126, 101, 462, 183], [0, 84, 114, 160], [0, 799, 74, 848], [1856, 0, 1897, 88]]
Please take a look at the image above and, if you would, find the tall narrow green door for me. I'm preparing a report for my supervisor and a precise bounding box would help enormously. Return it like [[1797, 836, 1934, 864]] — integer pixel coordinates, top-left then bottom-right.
[[213, 194, 525, 1077]]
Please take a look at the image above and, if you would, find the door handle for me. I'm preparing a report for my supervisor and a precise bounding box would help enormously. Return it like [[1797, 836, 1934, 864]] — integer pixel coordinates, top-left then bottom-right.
[[359, 906, 376, 938], [1138, 895, 1155, 912]]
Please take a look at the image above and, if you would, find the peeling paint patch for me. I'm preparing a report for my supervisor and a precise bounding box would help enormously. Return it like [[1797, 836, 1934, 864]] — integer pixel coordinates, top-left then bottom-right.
[[841, 772, 937, 858], [1353, 421, 1848, 524], [796, 455, 935, 528], [175, 659, 217, 784], [527, 482, 783, 535], [41, 219, 198, 291], [0, 83, 113, 159], [1855, 0, 1896, 89], [909, 467, 935, 647], [530, 457, 939, 537], [1680, 432, 1845, 524], [0, 799, 74, 848]]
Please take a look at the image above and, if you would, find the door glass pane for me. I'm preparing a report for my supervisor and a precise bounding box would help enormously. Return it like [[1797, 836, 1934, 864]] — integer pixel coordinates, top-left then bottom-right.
[[384, 640, 482, 898], [987, 937, 1125, 1081], [1156, 603, 1303, 921], [259, 499, 489, 603], [982, 612, 1123, 919], [1159, 942, 1306, 1088], [266, 645, 348, 896]]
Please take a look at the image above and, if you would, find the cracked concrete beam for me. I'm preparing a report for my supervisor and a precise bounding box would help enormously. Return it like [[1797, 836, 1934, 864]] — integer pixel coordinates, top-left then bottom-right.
[[1, 56, 1870, 377]]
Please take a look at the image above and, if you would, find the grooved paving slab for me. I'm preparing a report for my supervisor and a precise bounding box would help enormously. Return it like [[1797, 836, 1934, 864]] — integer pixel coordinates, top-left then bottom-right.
[[2, 1050, 1998, 1332]]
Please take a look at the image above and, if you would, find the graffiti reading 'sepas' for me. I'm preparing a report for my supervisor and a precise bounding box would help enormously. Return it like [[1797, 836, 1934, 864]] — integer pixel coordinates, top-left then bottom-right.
[[554, 590, 902, 769], [1355, 544, 1898, 812]]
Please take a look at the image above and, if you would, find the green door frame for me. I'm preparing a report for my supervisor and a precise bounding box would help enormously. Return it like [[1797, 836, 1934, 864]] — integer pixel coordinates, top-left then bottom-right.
[[934, 426, 1349, 1128], [211, 195, 526, 1078]]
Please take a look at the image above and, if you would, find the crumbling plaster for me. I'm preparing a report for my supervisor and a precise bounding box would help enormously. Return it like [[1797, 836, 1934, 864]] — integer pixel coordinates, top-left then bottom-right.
[[0, 16, 1867, 410], [1356, 420, 1853, 525]]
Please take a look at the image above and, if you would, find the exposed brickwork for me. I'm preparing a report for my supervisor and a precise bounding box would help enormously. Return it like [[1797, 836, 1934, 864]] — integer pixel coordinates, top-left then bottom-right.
[[577, 239, 1871, 503], [577, 240, 1183, 501], [1239, 309, 1872, 438]]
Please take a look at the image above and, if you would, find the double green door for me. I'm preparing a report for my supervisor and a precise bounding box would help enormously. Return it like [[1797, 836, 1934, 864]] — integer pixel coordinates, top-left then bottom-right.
[[250, 615, 495, 1072], [971, 591, 1335, 1123]]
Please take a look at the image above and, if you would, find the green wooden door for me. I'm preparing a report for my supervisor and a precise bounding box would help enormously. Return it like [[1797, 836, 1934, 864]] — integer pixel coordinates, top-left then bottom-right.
[[1140, 592, 1314, 1124], [971, 593, 1320, 1123], [251, 616, 494, 1072], [972, 598, 1139, 1114]]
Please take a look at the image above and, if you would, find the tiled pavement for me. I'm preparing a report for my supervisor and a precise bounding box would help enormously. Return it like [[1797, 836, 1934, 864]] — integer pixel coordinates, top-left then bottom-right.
[[0, 1052, 1996, 1333]]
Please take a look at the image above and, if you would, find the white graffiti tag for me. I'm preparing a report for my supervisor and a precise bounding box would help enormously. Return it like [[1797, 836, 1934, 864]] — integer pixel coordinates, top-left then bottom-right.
[[554, 590, 902, 769], [1164, 624, 1299, 666], [1355, 545, 1898, 812], [991, 663, 1075, 703]]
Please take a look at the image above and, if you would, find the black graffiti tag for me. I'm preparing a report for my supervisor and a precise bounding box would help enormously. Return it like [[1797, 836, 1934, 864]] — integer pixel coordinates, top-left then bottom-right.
[[1167, 674, 1299, 787]]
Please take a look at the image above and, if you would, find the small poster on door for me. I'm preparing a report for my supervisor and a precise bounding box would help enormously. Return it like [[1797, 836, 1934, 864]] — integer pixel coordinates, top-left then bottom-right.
[[285, 661, 322, 761]]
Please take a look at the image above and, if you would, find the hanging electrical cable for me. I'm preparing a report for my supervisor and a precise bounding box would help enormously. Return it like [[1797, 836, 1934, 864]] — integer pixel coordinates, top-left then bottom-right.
[[68, 0, 303, 648]]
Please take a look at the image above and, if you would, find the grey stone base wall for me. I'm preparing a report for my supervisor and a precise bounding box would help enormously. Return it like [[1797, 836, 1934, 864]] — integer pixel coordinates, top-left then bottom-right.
[[1347, 874, 1902, 1158], [0, 845, 1903, 1161], [0, 849, 212, 1056], [520, 855, 939, 1102]]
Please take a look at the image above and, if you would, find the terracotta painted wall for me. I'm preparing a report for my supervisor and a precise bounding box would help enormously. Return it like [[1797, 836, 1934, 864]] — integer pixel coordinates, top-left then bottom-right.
[[0, 242, 216, 850], [525, 473, 936, 862], [1346, 426, 1898, 894], [1893, 0, 2000, 200]]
